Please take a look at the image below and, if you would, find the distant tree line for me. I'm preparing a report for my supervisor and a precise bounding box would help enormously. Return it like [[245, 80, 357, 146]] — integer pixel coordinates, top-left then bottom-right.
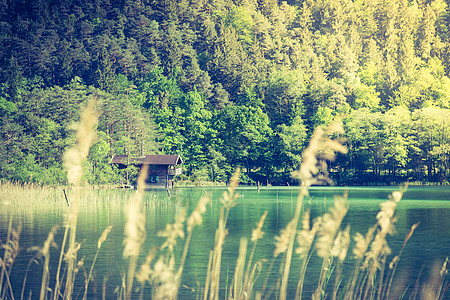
[[0, 0, 449, 185]]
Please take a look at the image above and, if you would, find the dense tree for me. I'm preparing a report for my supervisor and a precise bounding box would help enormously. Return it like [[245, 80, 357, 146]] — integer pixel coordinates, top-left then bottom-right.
[[411, 107, 450, 182], [206, 22, 256, 99], [215, 103, 272, 181], [1, 0, 450, 185]]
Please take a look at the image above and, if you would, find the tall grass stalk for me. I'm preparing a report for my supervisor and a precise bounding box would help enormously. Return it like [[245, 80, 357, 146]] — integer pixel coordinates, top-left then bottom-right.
[[176, 195, 210, 291], [4, 121, 448, 299], [331, 225, 350, 300], [203, 251, 214, 300], [0, 217, 12, 299], [420, 258, 449, 300], [281, 122, 347, 300], [261, 219, 295, 299], [279, 187, 306, 300], [123, 164, 148, 300], [53, 225, 69, 300], [134, 191, 210, 299], [210, 207, 228, 299], [314, 194, 348, 299], [361, 190, 403, 300], [0, 259, 14, 300], [295, 210, 319, 299], [136, 249, 156, 300], [148, 209, 186, 299], [204, 169, 239, 300], [0, 216, 20, 300], [240, 211, 268, 298], [345, 224, 376, 300], [229, 237, 248, 299], [83, 225, 112, 300], [62, 97, 99, 299], [0, 216, 21, 300], [244, 261, 263, 299], [383, 222, 419, 299], [39, 225, 58, 300]]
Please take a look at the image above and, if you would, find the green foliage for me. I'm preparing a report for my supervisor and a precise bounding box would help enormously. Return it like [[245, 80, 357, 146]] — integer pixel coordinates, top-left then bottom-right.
[[225, 4, 256, 48], [1, 0, 450, 185], [215, 104, 273, 180], [341, 106, 450, 184], [0, 97, 18, 114], [264, 68, 306, 127]]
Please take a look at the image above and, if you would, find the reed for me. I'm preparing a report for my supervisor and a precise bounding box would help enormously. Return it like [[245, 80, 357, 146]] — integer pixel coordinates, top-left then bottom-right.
[[205, 168, 240, 300], [295, 210, 319, 299], [132, 179, 211, 299], [314, 194, 348, 299], [383, 222, 419, 299], [240, 211, 268, 299], [227, 209, 268, 300], [123, 164, 148, 300], [0, 259, 13, 300], [345, 224, 376, 300], [0, 216, 21, 300], [279, 122, 347, 300], [420, 258, 449, 300], [83, 225, 113, 300], [361, 189, 404, 300], [1, 96, 100, 300], [62, 97, 99, 299], [229, 237, 248, 299], [331, 225, 350, 300], [136, 248, 156, 300], [176, 195, 210, 289], [149, 209, 186, 299], [39, 225, 58, 300]]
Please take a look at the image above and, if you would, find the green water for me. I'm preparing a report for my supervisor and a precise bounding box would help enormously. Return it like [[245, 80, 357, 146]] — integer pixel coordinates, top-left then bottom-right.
[[1, 186, 450, 299]]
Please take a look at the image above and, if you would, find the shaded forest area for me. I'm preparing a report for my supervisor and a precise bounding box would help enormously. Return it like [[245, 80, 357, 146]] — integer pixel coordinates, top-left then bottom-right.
[[0, 0, 449, 185]]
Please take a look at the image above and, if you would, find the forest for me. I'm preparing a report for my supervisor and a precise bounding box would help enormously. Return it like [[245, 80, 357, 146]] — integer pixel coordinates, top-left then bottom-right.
[[0, 0, 449, 185]]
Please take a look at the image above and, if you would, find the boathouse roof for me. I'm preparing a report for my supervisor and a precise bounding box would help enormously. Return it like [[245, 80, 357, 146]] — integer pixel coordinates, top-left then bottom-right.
[[111, 154, 183, 166]]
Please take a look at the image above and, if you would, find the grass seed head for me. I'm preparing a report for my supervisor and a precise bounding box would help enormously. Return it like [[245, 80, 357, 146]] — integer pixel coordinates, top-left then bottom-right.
[[274, 219, 296, 257], [98, 225, 113, 249], [64, 241, 82, 263], [151, 256, 178, 299], [41, 225, 58, 258], [316, 195, 348, 258], [252, 211, 268, 242], [293, 122, 347, 187], [64, 98, 99, 186], [187, 195, 210, 232], [331, 225, 351, 262], [440, 257, 448, 277], [221, 168, 240, 208], [2, 225, 22, 267], [353, 225, 376, 260], [363, 233, 392, 270], [158, 209, 186, 252], [296, 210, 319, 259], [136, 249, 156, 284]]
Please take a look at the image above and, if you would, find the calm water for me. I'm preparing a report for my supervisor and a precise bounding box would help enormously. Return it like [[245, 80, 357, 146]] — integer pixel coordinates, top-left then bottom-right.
[[1, 186, 450, 299]]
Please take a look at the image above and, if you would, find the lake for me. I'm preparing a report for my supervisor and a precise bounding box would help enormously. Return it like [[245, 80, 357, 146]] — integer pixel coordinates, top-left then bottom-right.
[[1, 185, 449, 299]]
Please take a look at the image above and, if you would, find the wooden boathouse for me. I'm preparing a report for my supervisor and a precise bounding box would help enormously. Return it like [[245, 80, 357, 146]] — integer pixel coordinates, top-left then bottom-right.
[[111, 154, 183, 188]]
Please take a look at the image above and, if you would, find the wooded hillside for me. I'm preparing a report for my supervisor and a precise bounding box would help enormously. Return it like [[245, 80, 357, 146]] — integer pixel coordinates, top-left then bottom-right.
[[1, 0, 449, 185]]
